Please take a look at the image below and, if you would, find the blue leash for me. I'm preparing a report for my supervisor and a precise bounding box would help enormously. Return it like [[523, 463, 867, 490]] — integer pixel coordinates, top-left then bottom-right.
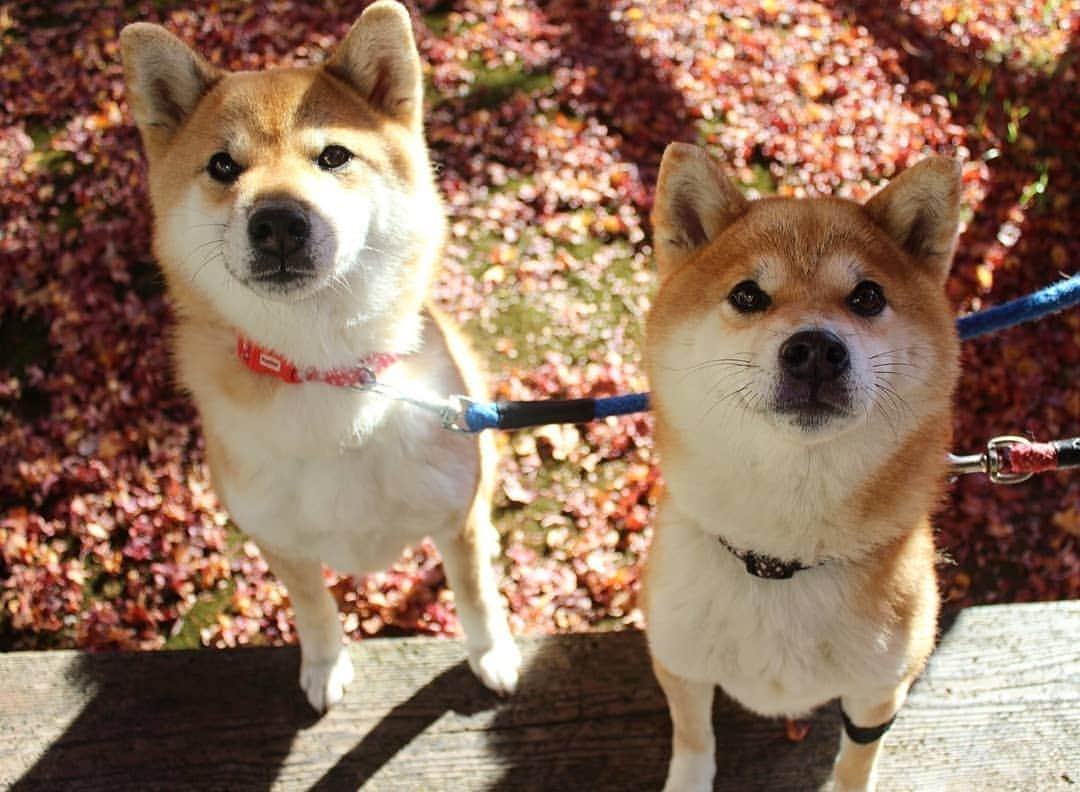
[[458, 274, 1080, 433], [953, 273, 1080, 340]]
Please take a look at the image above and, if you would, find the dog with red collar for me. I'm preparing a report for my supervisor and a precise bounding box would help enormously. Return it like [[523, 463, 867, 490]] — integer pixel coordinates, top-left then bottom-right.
[[120, 1, 520, 712]]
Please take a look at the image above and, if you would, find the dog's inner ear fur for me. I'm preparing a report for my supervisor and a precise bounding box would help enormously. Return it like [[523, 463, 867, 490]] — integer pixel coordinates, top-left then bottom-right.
[[864, 157, 962, 282], [326, 2, 422, 128], [652, 143, 749, 278], [120, 24, 221, 146]]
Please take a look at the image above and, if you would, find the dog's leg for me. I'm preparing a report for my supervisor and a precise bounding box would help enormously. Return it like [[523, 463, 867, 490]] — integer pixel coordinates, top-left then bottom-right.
[[653, 658, 716, 792], [831, 680, 911, 792], [260, 546, 354, 713], [438, 495, 521, 696]]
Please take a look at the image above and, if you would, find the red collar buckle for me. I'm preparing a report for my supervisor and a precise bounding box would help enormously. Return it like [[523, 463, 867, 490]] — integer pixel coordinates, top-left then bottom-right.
[[236, 336, 302, 383]]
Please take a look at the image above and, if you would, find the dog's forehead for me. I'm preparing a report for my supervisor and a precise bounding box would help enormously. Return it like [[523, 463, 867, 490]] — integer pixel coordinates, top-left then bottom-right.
[[702, 198, 891, 285], [749, 199, 872, 265], [203, 68, 379, 145]]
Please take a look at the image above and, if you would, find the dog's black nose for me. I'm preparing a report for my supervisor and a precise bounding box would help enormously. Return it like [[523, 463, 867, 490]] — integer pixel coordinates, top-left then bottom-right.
[[779, 330, 850, 382], [248, 205, 310, 258]]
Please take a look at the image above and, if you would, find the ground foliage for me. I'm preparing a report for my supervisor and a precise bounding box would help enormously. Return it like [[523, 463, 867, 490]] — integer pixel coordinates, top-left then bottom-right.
[[1, 0, 1077, 651]]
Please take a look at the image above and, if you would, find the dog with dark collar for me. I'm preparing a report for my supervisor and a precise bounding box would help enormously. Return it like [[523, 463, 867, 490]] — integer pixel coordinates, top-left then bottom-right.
[[643, 143, 961, 791]]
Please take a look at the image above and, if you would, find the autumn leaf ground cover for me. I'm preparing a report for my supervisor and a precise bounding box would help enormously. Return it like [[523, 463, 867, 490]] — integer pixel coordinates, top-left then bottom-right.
[[1, 1, 1077, 652]]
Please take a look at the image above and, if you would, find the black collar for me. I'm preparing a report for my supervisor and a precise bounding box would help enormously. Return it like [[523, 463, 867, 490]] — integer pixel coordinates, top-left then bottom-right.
[[716, 534, 819, 580]]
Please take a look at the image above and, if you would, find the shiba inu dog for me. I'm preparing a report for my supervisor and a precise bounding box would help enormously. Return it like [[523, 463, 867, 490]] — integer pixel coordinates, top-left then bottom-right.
[[120, 1, 520, 712], [644, 144, 961, 791]]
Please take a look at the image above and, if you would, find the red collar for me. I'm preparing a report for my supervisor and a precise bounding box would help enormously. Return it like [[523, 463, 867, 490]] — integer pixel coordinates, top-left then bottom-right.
[[236, 334, 400, 388]]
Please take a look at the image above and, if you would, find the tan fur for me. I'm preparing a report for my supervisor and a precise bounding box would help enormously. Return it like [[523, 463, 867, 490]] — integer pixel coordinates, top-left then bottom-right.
[[644, 144, 960, 791], [120, 1, 519, 713]]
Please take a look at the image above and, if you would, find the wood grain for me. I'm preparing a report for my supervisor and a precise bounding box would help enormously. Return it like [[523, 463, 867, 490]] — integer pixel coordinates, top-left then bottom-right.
[[0, 601, 1076, 790]]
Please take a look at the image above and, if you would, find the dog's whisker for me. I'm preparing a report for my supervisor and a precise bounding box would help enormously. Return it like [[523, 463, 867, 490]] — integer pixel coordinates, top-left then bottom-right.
[[180, 236, 226, 270], [190, 249, 225, 284], [699, 379, 757, 423], [868, 344, 933, 360], [358, 244, 410, 264], [872, 368, 930, 385], [704, 377, 737, 401], [872, 397, 902, 441], [875, 380, 913, 415], [684, 360, 759, 384], [661, 355, 754, 373], [870, 358, 924, 369], [871, 380, 914, 437]]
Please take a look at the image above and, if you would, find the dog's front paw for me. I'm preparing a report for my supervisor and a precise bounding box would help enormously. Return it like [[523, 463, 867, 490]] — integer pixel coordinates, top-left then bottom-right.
[[467, 637, 521, 696], [300, 647, 354, 713], [662, 752, 715, 792]]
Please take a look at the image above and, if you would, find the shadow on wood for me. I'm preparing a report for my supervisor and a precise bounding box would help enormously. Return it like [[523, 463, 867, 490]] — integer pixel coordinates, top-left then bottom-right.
[[306, 660, 500, 790], [7, 646, 318, 790], [483, 630, 840, 791], [1, 602, 1077, 790]]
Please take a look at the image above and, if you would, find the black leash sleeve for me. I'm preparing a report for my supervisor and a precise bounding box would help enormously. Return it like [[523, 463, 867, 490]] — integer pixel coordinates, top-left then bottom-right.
[[492, 398, 597, 430], [1054, 437, 1080, 469], [841, 710, 896, 745]]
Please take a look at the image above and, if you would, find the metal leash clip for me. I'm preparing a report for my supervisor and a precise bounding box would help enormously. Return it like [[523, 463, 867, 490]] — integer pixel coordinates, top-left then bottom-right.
[[985, 435, 1035, 484], [947, 435, 1034, 485], [351, 378, 476, 433], [439, 394, 475, 433], [346, 370, 380, 393]]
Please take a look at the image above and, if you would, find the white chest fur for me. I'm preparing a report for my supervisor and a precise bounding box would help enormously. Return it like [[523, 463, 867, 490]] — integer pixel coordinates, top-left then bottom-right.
[[646, 500, 912, 719], [188, 329, 480, 576]]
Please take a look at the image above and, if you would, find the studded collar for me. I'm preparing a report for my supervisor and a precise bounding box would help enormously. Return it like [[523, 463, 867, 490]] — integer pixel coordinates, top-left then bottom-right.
[[715, 534, 822, 580]]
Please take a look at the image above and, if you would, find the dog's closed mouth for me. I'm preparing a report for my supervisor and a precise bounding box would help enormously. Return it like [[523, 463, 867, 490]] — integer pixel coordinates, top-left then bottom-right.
[[251, 265, 315, 284], [775, 383, 851, 427], [246, 259, 319, 293], [780, 399, 848, 428]]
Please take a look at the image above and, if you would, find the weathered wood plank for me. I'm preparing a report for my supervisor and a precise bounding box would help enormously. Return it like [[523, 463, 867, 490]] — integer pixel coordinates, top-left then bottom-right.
[[0, 601, 1076, 790]]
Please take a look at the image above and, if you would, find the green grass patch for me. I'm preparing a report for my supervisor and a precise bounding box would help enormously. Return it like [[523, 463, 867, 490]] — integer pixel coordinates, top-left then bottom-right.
[[465, 57, 554, 109], [165, 578, 237, 650], [422, 11, 453, 36], [744, 160, 778, 194], [466, 294, 558, 372], [1019, 162, 1051, 211], [164, 525, 246, 649], [496, 458, 582, 553]]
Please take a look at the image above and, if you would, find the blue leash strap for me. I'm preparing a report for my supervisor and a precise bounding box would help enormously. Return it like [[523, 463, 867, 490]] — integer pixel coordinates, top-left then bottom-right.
[[458, 274, 1080, 433], [463, 392, 650, 432], [956, 273, 1080, 341]]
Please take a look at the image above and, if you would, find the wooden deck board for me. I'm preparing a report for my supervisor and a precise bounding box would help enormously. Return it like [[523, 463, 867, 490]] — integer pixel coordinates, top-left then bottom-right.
[[1, 601, 1077, 790]]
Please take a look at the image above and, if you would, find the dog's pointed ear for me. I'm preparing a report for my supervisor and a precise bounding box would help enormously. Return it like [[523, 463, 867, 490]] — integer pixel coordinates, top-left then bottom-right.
[[326, 1, 423, 128], [120, 23, 221, 149], [865, 157, 962, 282], [651, 143, 749, 278]]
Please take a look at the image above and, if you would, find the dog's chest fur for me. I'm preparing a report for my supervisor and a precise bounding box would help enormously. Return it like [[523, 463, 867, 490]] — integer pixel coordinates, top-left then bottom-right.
[[180, 320, 480, 573], [646, 446, 916, 719], [647, 508, 911, 718]]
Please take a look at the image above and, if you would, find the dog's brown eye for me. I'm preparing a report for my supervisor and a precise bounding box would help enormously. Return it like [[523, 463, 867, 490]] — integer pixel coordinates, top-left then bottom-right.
[[317, 145, 353, 171], [207, 152, 242, 183], [847, 280, 887, 317], [728, 280, 771, 314]]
